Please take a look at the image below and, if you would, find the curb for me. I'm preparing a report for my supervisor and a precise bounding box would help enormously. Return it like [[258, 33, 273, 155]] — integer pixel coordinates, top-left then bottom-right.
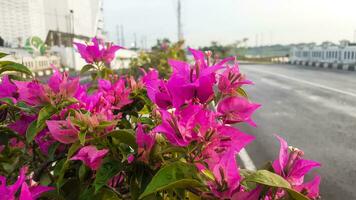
[[291, 62, 355, 72]]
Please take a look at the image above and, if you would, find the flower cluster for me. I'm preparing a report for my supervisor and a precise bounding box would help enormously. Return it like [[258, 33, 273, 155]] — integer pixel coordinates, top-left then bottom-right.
[[0, 37, 321, 200], [0, 167, 53, 200]]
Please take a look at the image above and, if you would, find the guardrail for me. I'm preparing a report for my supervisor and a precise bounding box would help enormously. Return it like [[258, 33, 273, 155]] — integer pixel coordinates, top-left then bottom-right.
[[290, 60, 356, 71]]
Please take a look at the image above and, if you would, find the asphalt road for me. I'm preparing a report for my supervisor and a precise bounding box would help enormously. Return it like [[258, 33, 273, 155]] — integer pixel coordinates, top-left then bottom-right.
[[238, 64, 356, 200]]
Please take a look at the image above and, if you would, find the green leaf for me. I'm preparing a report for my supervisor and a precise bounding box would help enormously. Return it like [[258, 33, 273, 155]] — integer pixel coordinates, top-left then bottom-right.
[[94, 187, 122, 200], [67, 142, 81, 159], [26, 120, 39, 143], [80, 64, 96, 74], [78, 131, 87, 145], [48, 142, 61, 160], [242, 170, 291, 189], [237, 87, 248, 98], [94, 159, 123, 193], [138, 105, 150, 115], [16, 101, 35, 113], [140, 117, 154, 125], [59, 97, 78, 108], [0, 52, 8, 59], [287, 189, 310, 200], [7, 74, 26, 81], [242, 170, 310, 200], [79, 164, 89, 182], [37, 104, 57, 129], [0, 97, 15, 105], [109, 129, 137, 149], [201, 169, 215, 181], [97, 120, 117, 129], [0, 62, 32, 76], [26, 104, 58, 143], [139, 161, 204, 199], [56, 160, 70, 189]]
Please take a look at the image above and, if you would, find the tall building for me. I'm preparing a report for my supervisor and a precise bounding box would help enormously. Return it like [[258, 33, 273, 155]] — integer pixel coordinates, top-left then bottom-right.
[[0, 0, 104, 47], [0, 0, 46, 46]]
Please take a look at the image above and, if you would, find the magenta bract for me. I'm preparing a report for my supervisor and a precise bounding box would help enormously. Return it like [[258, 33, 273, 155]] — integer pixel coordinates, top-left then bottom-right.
[[70, 145, 109, 170], [74, 37, 123, 64], [217, 96, 260, 126]]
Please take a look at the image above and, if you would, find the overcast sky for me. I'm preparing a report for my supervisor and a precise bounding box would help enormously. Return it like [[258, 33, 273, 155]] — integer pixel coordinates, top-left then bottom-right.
[[104, 0, 356, 48]]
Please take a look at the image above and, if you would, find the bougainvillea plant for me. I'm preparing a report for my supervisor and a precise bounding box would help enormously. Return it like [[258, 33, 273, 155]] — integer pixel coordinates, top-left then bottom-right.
[[0, 38, 320, 200]]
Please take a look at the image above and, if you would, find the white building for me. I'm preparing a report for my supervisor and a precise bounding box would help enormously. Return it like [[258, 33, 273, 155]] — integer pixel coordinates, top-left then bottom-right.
[[43, 0, 104, 38], [0, 0, 104, 47], [290, 41, 356, 70], [0, 0, 46, 46]]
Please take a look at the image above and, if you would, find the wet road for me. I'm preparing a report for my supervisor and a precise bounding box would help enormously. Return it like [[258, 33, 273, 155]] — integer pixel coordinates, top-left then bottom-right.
[[238, 64, 356, 200]]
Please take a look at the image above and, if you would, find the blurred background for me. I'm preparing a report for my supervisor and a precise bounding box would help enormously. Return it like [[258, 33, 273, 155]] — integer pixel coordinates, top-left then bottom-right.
[[1, 0, 356, 199]]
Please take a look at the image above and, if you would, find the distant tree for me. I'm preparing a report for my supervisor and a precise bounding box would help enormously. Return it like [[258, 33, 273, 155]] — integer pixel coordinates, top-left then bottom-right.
[[129, 39, 186, 78]]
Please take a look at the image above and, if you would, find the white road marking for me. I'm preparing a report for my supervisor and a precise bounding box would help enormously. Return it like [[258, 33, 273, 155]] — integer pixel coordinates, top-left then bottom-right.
[[245, 67, 356, 98], [238, 148, 257, 171]]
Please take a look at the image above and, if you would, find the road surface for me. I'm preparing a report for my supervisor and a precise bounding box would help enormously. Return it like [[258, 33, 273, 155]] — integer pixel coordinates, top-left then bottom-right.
[[238, 64, 356, 199]]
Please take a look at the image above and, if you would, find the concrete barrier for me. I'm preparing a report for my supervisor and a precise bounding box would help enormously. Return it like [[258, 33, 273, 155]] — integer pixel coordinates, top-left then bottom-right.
[[290, 61, 355, 72]]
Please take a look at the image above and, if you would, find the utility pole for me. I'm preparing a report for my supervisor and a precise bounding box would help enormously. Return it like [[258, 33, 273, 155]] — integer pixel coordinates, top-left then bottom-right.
[[133, 33, 137, 49], [354, 29, 356, 43], [177, 0, 183, 41], [69, 9, 76, 69], [116, 25, 120, 45], [120, 25, 125, 47]]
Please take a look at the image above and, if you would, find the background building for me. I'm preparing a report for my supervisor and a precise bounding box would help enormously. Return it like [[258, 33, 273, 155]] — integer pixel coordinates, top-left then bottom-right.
[[0, 0, 46, 47], [0, 0, 104, 47], [290, 40, 356, 70]]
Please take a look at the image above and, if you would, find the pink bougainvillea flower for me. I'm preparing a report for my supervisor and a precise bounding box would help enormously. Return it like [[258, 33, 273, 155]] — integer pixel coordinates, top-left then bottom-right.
[[74, 37, 123, 64], [102, 43, 122, 64], [272, 135, 321, 188], [48, 67, 79, 98], [8, 114, 36, 135], [46, 119, 79, 144], [70, 145, 109, 170], [12, 69, 78, 107], [165, 48, 232, 108], [199, 126, 255, 199], [97, 78, 132, 110], [218, 64, 253, 95], [294, 175, 321, 199], [217, 96, 261, 127], [34, 130, 57, 155], [0, 75, 18, 102], [0, 167, 53, 200], [14, 80, 49, 106], [19, 183, 53, 200], [142, 69, 173, 109], [136, 123, 156, 163], [154, 104, 216, 146], [231, 186, 263, 200], [0, 167, 26, 200], [127, 154, 135, 164], [28, 185, 54, 199]]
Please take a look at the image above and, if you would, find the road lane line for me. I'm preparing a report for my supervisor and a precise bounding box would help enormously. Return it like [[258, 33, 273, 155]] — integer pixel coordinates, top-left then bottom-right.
[[238, 148, 257, 171], [245, 67, 356, 98]]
